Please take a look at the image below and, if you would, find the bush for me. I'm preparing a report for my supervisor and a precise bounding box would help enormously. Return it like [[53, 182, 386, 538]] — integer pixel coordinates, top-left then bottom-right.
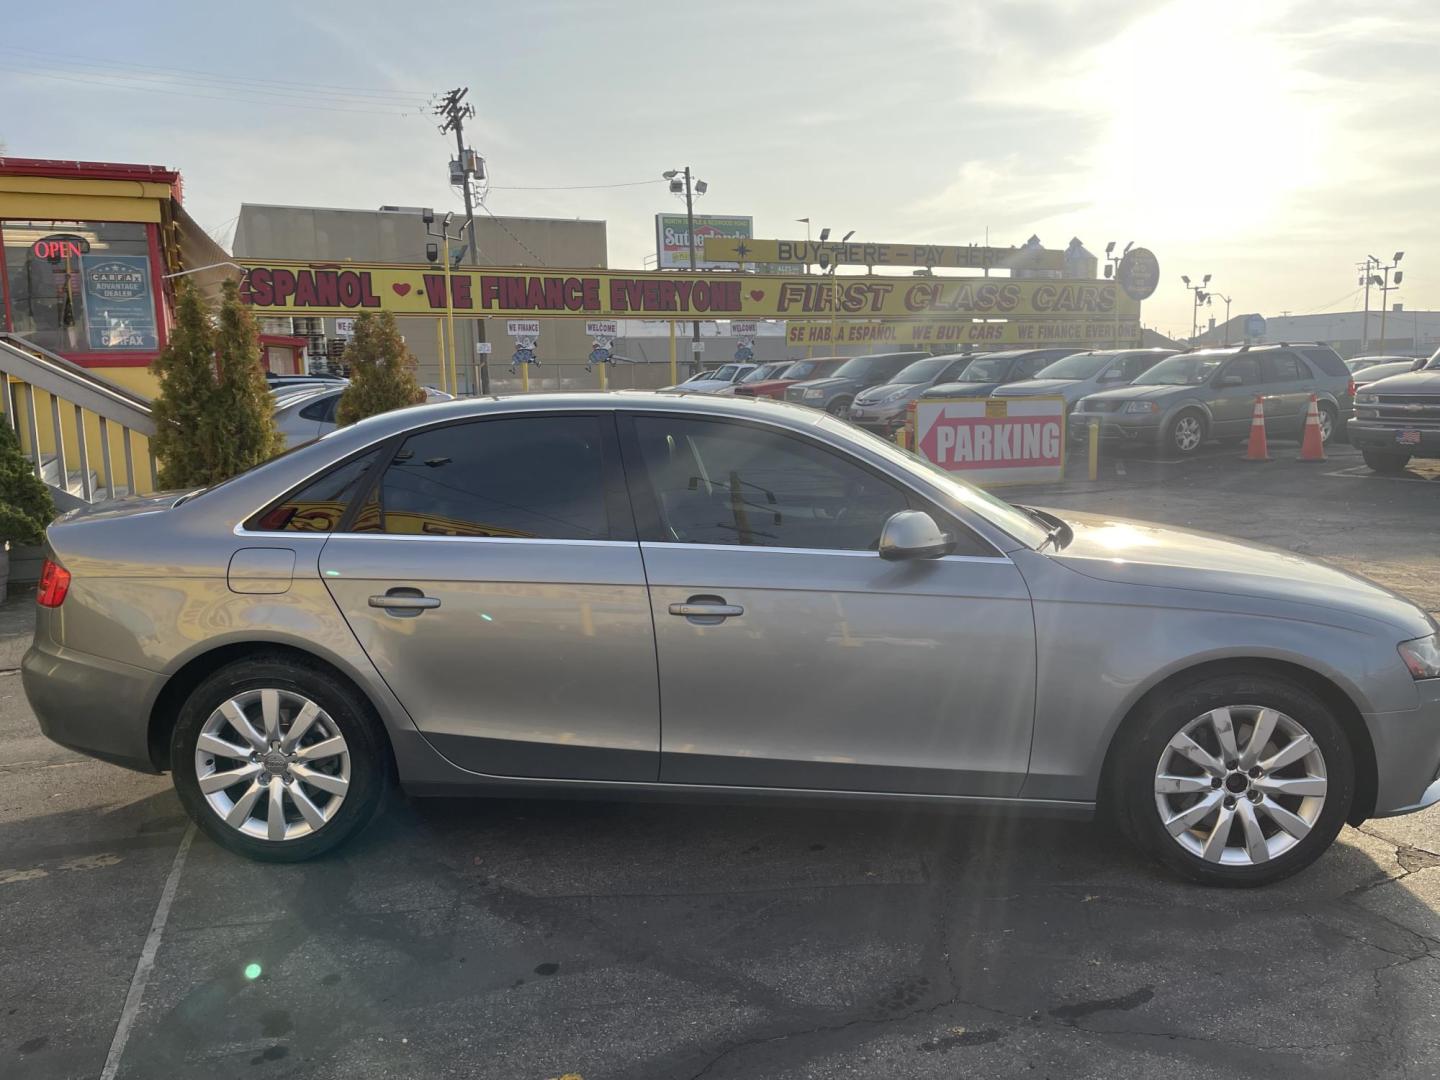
[[151, 280, 283, 488], [0, 422, 56, 546], [335, 312, 425, 426]]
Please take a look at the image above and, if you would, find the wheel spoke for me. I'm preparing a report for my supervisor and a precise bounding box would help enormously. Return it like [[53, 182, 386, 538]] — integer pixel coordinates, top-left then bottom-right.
[[1201, 802, 1237, 862], [1207, 708, 1239, 764], [1164, 791, 1222, 836], [288, 783, 328, 830], [1258, 733, 1317, 774], [199, 763, 260, 794], [220, 700, 266, 751], [1236, 800, 1270, 863], [1155, 773, 1213, 795], [267, 777, 287, 841], [292, 765, 348, 797], [260, 689, 281, 742], [1169, 733, 1225, 777], [1258, 795, 1312, 839], [294, 736, 346, 763], [225, 779, 264, 827], [281, 701, 321, 751], [1240, 708, 1280, 769], [197, 732, 252, 761], [1252, 774, 1327, 798]]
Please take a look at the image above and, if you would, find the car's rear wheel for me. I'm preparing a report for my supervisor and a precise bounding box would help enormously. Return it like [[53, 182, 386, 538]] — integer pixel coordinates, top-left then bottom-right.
[[1362, 449, 1412, 474], [1112, 672, 1353, 886], [1165, 409, 1206, 456], [171, 656, 390, 862], [1316, 402, 1337, 444]]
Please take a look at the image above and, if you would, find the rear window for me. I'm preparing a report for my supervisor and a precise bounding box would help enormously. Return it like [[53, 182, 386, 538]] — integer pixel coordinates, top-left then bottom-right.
[[247, 449, 382, 532], [1299, 347, 1347, 377]]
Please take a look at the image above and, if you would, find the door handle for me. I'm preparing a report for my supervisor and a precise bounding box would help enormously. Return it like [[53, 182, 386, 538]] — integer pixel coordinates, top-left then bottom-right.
[[369, 590, 441, 613], [669, 598, 743, 619]]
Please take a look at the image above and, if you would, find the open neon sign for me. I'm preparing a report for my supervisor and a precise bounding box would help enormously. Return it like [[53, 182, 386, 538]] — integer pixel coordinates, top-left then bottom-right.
[[30, 234, 91, 260]]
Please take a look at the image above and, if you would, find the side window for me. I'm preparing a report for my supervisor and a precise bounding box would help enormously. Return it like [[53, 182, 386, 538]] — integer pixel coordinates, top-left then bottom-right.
[[1225, 357, 1262, 385], [1017, 355, 1050, 378], [298, 394, 337, 422], [631, 416, 910, 551], [940, 358, 972, 381], [1300, 347, 1347, 377], [1261, 353, 1304, 383], [1116, 354, 1151, 380], [357, 416, 610, 539], [248, 449, 381, 532]]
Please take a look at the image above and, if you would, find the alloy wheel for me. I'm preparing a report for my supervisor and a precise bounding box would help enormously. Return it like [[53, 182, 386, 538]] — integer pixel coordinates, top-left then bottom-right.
[[1317, 407, 1334, 443], [1153, 704, 1327, 865], [194, 688, 351, 841], [1172, 415, 1203, 453]]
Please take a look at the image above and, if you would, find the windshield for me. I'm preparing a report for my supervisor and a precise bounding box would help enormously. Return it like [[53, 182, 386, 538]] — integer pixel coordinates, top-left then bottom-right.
[[955, 357, 1010, 382], [709, 364, 741, 381], [740, 362, 788, 382], [890, 356, 955, 384], [1035, 352, 1110, 380], [782, 360, 822, 380], [819, 414, 1052, 548], [831, 355, 912, 380], [1133, 353, 1227, 385]]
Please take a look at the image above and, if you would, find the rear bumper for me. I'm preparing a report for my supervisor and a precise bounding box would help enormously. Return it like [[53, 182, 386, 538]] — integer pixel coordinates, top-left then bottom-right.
[[1369, 678, 1440, 817], [22, 640, 164, 773], [1348, 419, 1440, 455]]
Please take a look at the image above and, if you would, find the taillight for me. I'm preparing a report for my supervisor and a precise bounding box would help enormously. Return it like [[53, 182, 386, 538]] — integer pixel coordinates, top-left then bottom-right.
[[37, 559, 70, 608], [1347, 378, 1357, 399]]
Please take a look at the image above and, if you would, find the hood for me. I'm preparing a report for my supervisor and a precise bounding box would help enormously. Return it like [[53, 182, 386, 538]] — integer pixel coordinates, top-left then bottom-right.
[[922, 381, 1002, 399], [1044, 509, 1433, 637], [1081, 383, 1184, 401], [854, 381, 924, 405], [740, 378, 798, 393], [1359, 370, 1440, 394], [992, 378, 1078, 396], [790, 376, 854, 393]]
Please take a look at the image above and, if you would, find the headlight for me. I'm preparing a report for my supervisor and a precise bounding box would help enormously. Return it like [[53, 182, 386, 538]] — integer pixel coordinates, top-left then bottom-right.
[[804, 389, 826, 400], [1123, 401, 1160, 414], [873, 388, 909, 404], [1356, 392, 1379, 404], [1399, 634, 1440, 679]]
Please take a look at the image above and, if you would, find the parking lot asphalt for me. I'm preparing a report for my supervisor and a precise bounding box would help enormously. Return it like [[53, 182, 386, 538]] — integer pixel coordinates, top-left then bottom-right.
[[3, 439, 1439, 1080]]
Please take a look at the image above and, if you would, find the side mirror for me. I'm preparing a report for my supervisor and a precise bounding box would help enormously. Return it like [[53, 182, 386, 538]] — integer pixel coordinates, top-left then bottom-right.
[[1219, 374, 1244, 387], [1414, 358, 1427, 371], [879, 510, 954, 561]]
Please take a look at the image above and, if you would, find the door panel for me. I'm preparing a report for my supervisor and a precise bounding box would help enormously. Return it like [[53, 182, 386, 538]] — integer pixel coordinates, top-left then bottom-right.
[[1261, 352, 1309, 432], [320, 538, 659, 780], [1209, 355, 1264, 435], [643, 545, 1036, 795]]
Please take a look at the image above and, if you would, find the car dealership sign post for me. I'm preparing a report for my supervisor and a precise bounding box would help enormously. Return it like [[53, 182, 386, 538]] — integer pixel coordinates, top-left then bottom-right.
[[914, 397, 1067, 486]]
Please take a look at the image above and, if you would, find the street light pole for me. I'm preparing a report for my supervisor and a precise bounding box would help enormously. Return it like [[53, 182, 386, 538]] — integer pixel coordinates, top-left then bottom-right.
[[683, 166, 700, 368], [1181, 273, 1211, 342], [1376, 251, 1405, 352]]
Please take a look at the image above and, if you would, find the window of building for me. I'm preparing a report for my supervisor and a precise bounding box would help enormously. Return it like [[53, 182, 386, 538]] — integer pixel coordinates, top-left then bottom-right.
[[1, 220, 157, 353]]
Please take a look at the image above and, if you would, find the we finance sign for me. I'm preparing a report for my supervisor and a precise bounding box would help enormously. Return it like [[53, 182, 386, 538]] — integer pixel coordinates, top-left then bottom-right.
[[915, 397, 1066, 486]]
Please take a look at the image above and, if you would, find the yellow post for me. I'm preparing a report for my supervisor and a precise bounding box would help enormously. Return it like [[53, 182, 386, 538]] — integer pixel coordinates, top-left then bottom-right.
[[1088, 418, 1100, 481], [440, 235, 458, 395], [829, 272, 840, 353], [668, 320, 677, 385], [598, 362, 608, 391], [435, 320, 446, 387], [521, 362, 530, 392]]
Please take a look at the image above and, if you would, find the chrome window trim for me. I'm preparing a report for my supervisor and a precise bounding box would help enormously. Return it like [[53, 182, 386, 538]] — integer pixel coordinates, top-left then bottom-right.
[[638, 540, 1013, 564]]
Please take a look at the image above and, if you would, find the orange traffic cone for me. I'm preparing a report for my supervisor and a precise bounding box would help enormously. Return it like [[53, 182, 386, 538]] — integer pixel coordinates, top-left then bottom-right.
[[1298, 394, 1327, 462], [1243, 395, 1270, 462]]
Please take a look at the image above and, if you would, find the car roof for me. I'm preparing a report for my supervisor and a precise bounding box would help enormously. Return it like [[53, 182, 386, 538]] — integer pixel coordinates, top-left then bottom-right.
[[272, 386, 339, 409]]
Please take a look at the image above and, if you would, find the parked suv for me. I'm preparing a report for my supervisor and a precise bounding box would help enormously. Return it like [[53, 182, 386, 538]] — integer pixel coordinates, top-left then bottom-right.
[[734, 357, 846, 400], [1070, 343, 1354, 456], [1349, 348, 1440, 473], [847, 352, 981, 434], [785, 351, 928, 414], [991, 348, 1176, 413], [920, 348, 1080, 402]]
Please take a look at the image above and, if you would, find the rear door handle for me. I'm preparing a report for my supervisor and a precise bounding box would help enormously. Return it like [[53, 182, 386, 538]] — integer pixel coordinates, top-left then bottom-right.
[[668, 596, 744, 621], [369, 589, 441, 615]]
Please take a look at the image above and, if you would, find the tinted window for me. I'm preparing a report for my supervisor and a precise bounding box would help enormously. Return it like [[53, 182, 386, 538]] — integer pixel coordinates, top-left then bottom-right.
[[359, 416, 609, 539], [1262, 353, 1304, 382], [299, 393, 339, 422], [632, 416, 909, 551], [890, 356, 957, 384], [1224, 357, 1262, 385], [248, 449, 381, 532], [1016, 354, 1055, 377], [830, 353, 923, 381], [1300, 347, 1348, 377]]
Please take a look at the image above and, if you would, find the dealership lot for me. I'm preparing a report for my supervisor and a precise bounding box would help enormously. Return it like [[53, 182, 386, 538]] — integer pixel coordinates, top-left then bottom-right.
[[4, 443, 1439, 1080]]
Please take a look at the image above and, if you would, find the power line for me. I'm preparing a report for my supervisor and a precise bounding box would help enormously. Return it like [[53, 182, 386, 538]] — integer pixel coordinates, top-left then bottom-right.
[[477, 201, 544, 266], [488, 179, 667, 191], [1295, 287, 1363, 316]]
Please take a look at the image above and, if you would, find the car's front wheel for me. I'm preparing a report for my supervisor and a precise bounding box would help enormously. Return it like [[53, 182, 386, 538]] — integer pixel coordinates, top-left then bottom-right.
[[1165, 409, 1206, 456], [825, 396, 853, 417], [1111, 672, 1353, 886], [171, 655, 390, 862]]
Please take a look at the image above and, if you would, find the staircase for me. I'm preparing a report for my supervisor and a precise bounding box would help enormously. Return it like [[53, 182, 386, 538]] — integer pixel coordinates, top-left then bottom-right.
[[0, 333, 158, 508]]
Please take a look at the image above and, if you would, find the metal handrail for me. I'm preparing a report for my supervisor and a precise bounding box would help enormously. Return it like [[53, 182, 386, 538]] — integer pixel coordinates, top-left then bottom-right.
[[0, 334, 155, 434]]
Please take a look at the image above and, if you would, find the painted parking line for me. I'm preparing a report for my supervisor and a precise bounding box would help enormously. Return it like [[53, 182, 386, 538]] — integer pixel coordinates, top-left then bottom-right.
[[1323, 465, 1440, 482]]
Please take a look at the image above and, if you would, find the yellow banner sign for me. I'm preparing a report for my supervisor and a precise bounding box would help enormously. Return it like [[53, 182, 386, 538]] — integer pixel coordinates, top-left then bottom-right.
[[702, 237, 1065, 272], [238, 261, 1137, 320], [786, 318, 1142, 348]]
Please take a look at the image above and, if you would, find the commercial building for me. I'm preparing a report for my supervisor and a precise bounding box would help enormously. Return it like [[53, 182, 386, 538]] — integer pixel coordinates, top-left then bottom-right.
[[1194, 307, 1440, 358], [233, 203, 609, 391]]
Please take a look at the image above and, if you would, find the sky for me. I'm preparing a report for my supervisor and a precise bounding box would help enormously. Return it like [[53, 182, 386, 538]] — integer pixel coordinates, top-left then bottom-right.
[[4, 0, 1437, 338]]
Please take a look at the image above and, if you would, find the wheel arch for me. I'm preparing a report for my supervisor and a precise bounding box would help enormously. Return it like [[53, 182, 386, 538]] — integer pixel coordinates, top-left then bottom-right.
[[1096, 656, 1378, 825], [147, 640, 398, 779]]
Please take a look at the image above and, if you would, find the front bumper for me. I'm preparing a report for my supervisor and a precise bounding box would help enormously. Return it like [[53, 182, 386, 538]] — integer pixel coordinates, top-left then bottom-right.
[[22, 639, 166, 773], [1068, 411, 1164, 443], [848, 402, 909, 430], [1369, 677, 1440, 817], [1348, 418, 1440, 456]]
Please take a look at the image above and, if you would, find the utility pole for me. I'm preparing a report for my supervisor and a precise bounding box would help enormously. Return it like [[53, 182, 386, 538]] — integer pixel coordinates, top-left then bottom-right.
[[1358, 256, 1379, 352], [662, 165, 708, 374], [435, 87, 488, 393]]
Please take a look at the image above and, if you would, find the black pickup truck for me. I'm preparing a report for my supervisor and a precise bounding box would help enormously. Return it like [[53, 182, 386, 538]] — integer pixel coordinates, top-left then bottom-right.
[[1348, 350, 1440, 472]]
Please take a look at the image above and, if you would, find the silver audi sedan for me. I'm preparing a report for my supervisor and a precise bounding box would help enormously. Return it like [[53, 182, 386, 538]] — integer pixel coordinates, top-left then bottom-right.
[[23, 393, 1440, 885]]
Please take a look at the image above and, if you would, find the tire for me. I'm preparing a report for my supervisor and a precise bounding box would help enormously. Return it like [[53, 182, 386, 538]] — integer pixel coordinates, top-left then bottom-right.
[[1110, 671, 1354, 887], [1164, 409, 1206, 456], [825, 396, 853, 417], [1362, 449, 1411, 475], [171, 655, 391, 862], [1315, 403, 1337, 445]]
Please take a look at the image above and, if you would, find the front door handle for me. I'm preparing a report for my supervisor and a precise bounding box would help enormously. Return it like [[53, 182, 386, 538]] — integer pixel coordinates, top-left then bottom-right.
[[369, 588, 441, 616], [669, 596, 744, 622]]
